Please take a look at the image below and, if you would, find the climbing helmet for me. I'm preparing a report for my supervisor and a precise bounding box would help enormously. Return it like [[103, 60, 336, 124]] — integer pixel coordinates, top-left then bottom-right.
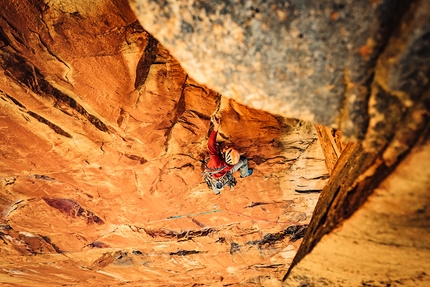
[[223, 147, 240, 165]]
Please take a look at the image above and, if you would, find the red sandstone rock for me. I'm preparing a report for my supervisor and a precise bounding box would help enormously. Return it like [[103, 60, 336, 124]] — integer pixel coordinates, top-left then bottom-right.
[[0, 0, 328, 286]]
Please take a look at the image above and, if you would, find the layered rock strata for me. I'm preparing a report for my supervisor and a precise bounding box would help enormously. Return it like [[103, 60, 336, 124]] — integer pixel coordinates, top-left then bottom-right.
[[129, 0, 430, 285], [0, 0, 328, 286]]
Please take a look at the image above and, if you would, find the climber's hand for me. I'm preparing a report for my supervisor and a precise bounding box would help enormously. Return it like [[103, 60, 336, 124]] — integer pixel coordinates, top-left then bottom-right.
[[211, 116, 220, 131]]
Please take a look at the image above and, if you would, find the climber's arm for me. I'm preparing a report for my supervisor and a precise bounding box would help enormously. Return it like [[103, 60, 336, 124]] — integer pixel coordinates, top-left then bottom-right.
[[208, 130, 218, 156], [211, 116, 220, 132], [208, 116, 220, 156]]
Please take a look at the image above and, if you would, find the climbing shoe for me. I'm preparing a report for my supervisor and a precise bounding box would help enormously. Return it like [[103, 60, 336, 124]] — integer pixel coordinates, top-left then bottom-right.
[[241, 168, 253, 178]]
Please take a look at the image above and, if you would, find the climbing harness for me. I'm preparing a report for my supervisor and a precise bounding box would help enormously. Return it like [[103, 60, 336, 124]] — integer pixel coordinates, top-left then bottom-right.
[[202, 165, 237, 191]]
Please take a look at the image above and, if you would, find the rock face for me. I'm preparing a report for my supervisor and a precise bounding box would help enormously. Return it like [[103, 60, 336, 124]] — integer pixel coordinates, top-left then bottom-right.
[[1, 0, 429, 286], [0, 0, 328, 286], [285, 134, 430, 286], [283, 2, 430, 285], [129, 1, 430, 285], [129, 0, 429, 141]]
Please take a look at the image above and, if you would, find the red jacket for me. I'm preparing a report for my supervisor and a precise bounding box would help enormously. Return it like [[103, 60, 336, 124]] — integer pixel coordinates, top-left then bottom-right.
[[206, 130, 233, 178]]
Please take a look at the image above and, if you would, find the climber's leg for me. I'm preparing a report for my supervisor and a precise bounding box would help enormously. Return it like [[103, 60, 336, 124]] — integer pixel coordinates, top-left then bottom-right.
[[231, 156, 252, 178]]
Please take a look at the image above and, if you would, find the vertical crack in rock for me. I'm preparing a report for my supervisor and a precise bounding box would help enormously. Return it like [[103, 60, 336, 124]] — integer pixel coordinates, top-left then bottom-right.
[[37, 78, 109, 132], [28, 174, 56, 181], [27, 111, 72, 138], [178, 117, 199, 136], [91, 250, 122, 269], [148, 164, 165, 195], [42, 198, 104, 225], [0, 24, 11, 47], [123, 153, 148, 164], [100, 142, 105, 154], [3, 176, 17, 186], [189, 109, 211, 121], [294, 189, 323, 193], [32, 31, 72, 83], [169, 250, 204, 256], [113, 251, 134, 266], [246, 225, 308, 249], [1, 92, 26, 109], [132, 249, 143, 255], [134, 31, 158, 89], [4, 199, 23, 218], [88, 241, 110, 249], [92, 250, 156, 268], [0, 15, 25, 48], [0, 52, 109, 133], [143, 227, 216, 240], [39, 234, 62, 253], [134, 171, 142, 196], [229, 242, 240, 255], [1, 89, 72, 138], [35, 2, 54, 41], [0, 225, 60, 255], [116, 107, 129, 130]]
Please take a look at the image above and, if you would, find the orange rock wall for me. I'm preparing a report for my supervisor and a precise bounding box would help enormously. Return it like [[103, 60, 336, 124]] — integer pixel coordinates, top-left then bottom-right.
[[0, 0, 328, 286]]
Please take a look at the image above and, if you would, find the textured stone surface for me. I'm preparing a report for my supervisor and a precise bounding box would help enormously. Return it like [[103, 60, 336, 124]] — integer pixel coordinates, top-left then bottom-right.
[[127, 1, 430, 282], [1, 0, 429, 286], [0, 0, 328, 286], [284, 0, 430, 280], [129, 0, 413, 139], [364, 0, 430, 151], [285, 123, 430, 286]]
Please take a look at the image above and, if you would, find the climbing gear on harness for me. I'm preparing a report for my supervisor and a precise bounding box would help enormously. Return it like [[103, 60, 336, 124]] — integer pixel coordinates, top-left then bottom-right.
[[215, 181, 224, 189], [202, 167, 237, 191], [224, 147, 240, 165], [210, 171, 236, 190]]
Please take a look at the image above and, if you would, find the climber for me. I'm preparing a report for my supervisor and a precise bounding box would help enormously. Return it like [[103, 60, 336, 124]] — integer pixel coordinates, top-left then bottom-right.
[[203, 115, 253, 194]]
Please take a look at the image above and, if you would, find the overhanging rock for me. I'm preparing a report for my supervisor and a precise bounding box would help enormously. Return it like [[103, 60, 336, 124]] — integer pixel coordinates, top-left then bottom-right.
[[129, 0, 413, 140]]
